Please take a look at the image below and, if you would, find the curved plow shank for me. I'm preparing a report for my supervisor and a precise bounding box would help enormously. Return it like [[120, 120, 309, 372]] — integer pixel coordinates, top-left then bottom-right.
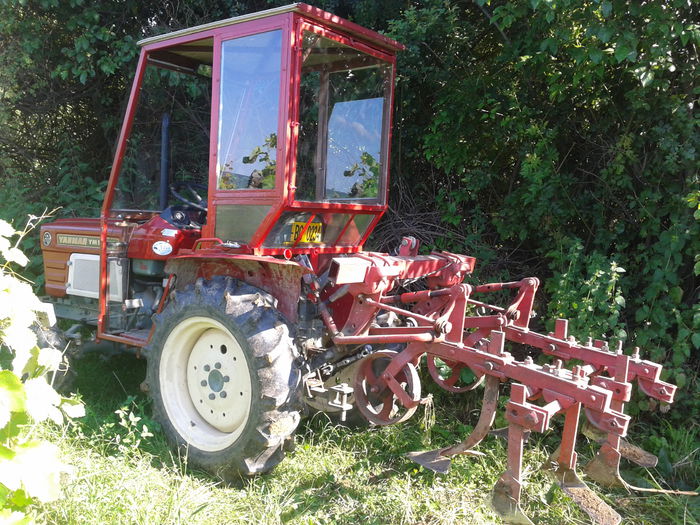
[[406, 375, 498, 473]]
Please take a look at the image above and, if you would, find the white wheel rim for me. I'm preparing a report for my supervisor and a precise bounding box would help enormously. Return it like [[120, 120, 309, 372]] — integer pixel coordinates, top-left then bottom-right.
[[159, 316, 252, 451]]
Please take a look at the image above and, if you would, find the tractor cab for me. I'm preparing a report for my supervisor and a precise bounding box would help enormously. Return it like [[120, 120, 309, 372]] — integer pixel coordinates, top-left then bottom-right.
[[108, 3, 402, 256], [40, 3, 403, 345]]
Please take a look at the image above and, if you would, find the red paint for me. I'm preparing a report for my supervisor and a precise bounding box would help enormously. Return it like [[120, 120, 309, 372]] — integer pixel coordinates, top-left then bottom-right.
[[127, 215, 200, 260]]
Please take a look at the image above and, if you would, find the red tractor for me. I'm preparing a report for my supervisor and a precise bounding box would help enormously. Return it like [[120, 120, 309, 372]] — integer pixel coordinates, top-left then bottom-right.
[[39, 4, 687, 524]]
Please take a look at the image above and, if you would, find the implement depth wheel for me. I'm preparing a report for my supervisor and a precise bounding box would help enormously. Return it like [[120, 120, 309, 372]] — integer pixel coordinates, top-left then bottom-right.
[[146, 276, 301, 479]]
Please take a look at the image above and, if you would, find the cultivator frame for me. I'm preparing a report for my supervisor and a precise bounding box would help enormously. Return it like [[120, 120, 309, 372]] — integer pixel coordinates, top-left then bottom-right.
[[316, 237, 691, 524]]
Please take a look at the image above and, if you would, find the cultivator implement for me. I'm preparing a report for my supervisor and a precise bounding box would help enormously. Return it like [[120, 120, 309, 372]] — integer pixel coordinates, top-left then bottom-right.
[[316, 238, 693, 524]]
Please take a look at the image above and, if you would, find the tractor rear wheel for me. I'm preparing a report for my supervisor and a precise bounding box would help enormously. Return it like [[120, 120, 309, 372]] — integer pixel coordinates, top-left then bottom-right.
[[145, 276, 301, 479]]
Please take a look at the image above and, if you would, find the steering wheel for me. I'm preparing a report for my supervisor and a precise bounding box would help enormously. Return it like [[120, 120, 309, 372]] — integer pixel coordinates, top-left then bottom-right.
[[169, 182, 208, 212]]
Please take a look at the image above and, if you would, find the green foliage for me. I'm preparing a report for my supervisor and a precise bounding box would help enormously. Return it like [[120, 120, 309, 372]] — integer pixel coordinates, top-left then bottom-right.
[[0, 219, 84, 523], [545, 238, 627, 341], [386, 0, 699, 415]]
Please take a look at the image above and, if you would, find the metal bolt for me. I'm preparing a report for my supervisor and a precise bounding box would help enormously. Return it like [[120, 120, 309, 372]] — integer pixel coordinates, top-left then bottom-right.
[[200, 380, 207, 387], [548, 344, 556, 353], [204, 365, 211, 372], [616, 341, 623, 355], [524, 356, 534, 365], [554, 359, 563, 371], [223, 376, 230, 382], [208, 393, 215, 400], [632, 347, 641, 360], [215, 362, 221, 369], [586, 337, 593, 346], [220, 391, 227, 398]]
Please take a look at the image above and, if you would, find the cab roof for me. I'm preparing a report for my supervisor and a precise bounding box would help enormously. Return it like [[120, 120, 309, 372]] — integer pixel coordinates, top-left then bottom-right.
[[137, 3, 405, 53]]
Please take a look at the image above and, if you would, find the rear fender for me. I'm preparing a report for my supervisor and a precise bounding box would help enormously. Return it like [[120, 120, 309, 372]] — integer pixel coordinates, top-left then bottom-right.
[[165, 255, 309, 322]]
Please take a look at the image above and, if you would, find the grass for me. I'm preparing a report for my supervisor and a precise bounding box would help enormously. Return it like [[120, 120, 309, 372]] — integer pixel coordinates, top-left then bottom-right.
[[35, 351, 700, 524]]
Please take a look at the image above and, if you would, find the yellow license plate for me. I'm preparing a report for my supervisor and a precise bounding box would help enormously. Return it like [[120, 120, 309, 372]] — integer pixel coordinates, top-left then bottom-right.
[[289, 221, 323, 244]]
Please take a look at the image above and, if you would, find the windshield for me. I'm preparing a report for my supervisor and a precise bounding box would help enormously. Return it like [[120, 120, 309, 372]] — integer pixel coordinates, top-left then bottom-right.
[[295, 32, 392, 203]]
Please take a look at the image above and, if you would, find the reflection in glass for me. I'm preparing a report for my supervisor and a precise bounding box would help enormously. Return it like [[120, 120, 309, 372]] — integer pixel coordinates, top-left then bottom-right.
[[217, 30, 281, 190], [296, 32, 391, 202]]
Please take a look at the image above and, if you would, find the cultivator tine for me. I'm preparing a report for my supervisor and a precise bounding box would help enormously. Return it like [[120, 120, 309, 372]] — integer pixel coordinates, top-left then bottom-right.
[[584, 439, 699, 496], [543, 404, 622, 525], [492, 387, 533, 525], [581, 421, 658, 468], [406, 375, 498, 473], [547, 461, 622, 525], [405, 449, 453, 474]]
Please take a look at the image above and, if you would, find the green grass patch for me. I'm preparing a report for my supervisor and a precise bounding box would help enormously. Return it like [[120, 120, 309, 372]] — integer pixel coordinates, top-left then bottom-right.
[[34, 351, 700, 524]]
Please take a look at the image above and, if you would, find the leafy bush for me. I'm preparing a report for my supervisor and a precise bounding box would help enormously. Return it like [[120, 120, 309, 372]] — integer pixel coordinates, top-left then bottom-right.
[[0, 219, 84, 523], [386, 0, 699, 416], [545, 238, 627, 341]]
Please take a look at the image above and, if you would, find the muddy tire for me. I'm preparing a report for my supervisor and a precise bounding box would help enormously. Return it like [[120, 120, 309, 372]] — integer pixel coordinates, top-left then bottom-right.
[[145, 276, 301, 479]]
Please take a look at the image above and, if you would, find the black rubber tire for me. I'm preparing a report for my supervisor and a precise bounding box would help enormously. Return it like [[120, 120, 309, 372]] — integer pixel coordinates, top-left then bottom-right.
[[145, 276, 301, 480], [33, 323, 77, 393]]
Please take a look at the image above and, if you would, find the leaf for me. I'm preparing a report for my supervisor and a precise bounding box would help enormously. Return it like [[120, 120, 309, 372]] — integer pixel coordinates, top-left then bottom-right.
[[669, 286, 683, 304], [0, 411, 29, 441], [675, 372, 687, 389], [0, 220, 16, 238], [614, 43, 631, 63], [638, 69, 654, 87], [0, 441, 70, 502], [589, 49, 603, 64], [3, 247, 29, 266], [0, 371, 25, 414], [60, 397, 85, 419], [7, 488, 32, 509], [0, 509, 29, 525], [692, 333, 700, 350], [598, 26, 614, 43], [23, 378, 61, 424], [601, 1, 612, 18], [680, 30, 690, 46]]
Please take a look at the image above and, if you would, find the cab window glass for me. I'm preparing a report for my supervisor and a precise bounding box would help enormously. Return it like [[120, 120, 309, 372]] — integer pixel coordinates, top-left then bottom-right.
[[296, 32, 391, 202], [217, 30, 282, 190]]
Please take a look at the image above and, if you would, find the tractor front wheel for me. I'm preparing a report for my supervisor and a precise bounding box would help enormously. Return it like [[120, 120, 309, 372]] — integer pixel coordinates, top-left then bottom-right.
[[146, 276, 301, 479]]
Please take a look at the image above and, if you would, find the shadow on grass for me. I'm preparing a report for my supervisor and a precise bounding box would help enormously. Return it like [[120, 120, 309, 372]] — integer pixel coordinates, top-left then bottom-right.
[[63, 345, 699, 524]]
